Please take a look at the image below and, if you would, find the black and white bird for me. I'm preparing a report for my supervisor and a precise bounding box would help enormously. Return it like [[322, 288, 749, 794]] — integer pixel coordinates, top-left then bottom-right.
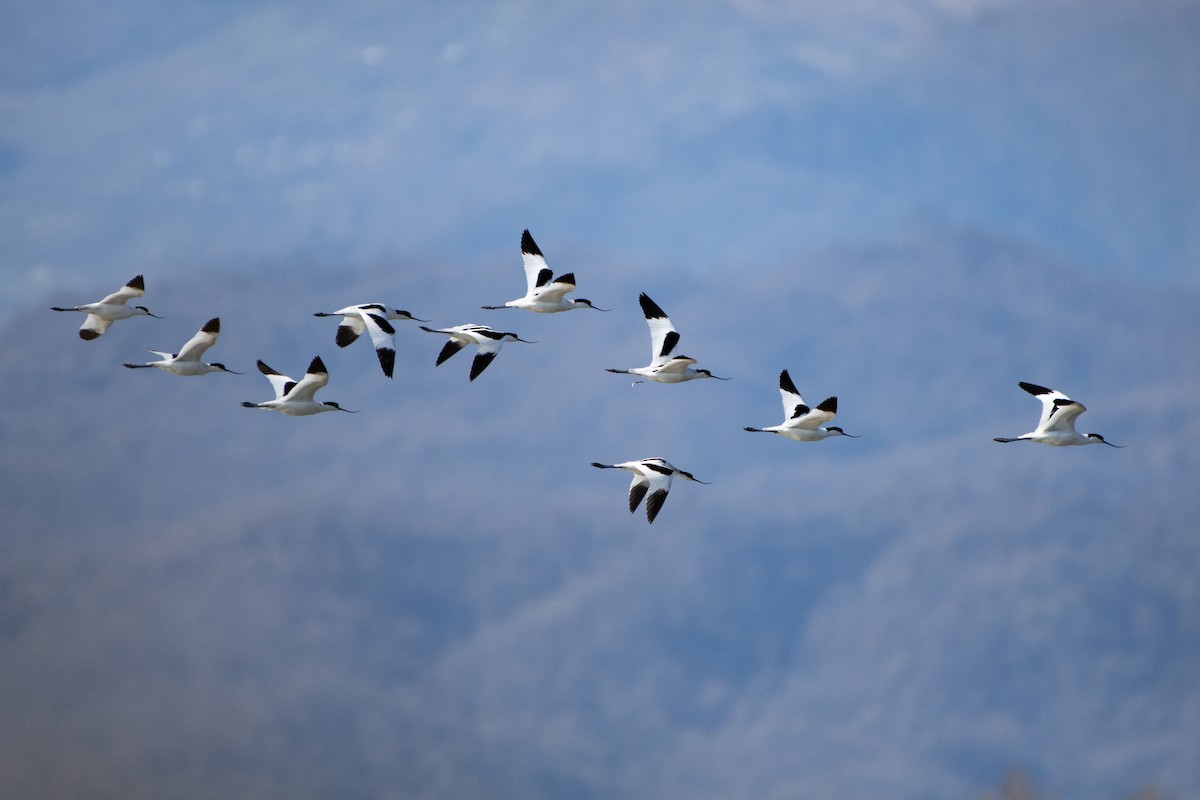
[[994, 381, 1121, 447], [123, 317, 241, 376], [743, 369, 858, 441], [419, 323, 535, 381], [51, 274, 161, 339], [606, 293, 728, 383], [590, 457, 710, 524], [313, 303, 427, 378], [241, 356, 356, 415], [482, 229, 608, 313]]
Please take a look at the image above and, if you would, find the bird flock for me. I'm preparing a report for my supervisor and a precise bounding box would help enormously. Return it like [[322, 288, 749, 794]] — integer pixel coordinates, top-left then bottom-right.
[[51, 229, 1121, 524]]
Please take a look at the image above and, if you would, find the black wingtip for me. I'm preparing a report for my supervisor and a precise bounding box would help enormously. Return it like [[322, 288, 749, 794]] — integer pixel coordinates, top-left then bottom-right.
[[1019, 381, 1052, 396], [308, 355, 327, 375], [127, 275, 145, 291], [201, 317, 220, 334], [778, 369, 799, 395], [79, 329, 100, 340], [521, 229, 543, 256], [638, 292, 668, 320], [816, 396, 838, 414], [377, 348, 396, 379], [256, 360, 276, 376]]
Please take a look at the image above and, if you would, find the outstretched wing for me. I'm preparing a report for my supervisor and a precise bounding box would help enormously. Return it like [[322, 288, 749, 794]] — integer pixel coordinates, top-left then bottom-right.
[[285, 356, 330, 401], [786, 397, 838, 430], [256, 360, 295, 400], [98, 275, 145, 306], [777, 370, 807, 422], [1021, 381, 1086, 434], [359, 310, 397, 378], [627, 473, 650, 514], [175, 318, 220, 362], [79, 314, 113, 340], [532, 273, 576, 303], [335, 315, 367, 347], [520, 230, 554, 297], [638, 293, 680, 366]]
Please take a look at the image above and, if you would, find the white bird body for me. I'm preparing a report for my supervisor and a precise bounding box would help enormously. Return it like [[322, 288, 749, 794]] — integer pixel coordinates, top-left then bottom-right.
[[994, 381, 1120, 447], [313, 303, 427, 378], [419, 323, 534, 381], [241, 356, 356, 415], [482, 230, 607, 313], [123, 317, 241, 376], [744, 369, 858, 441], [51, 274, 161, 339], [606, 293, 727, 383], [590, 457, 709, 524]]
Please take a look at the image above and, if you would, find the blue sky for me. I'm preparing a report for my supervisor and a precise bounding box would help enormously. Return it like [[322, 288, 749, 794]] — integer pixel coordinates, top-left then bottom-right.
[[1, 0, 1198, 314]]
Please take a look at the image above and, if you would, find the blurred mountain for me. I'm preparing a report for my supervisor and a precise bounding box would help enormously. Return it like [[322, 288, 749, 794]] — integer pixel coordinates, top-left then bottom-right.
[[0, 225, 1197, 799]]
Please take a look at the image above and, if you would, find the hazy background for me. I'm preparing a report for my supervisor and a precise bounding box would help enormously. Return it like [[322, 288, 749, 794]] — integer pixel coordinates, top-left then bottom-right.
[[1, 2, 1197, 798]]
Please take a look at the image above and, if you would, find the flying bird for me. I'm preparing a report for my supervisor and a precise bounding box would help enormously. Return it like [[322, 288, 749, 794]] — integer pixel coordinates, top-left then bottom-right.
[[241, 356, 356, 415], [123, 317, 241, 376], [994, 381, 1121, 447], [482, 229, 608, 313], [743, 369, 859, 441], [51, 274, 161, 339], [606, 293, 728, 383], [419, 323, 535, 381], [313, 303, 428, 378], [591, 457, 710, 524]]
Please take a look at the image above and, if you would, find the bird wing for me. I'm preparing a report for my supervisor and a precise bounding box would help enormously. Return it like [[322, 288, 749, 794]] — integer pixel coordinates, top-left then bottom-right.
[[79, 314, 113, 340], [520, 230, 554, 297], [99, 275, 145, 306], [256, 360, 295, 400], [785, 397, 838, 430], [285, 356, 330, 401], [467, 330, 507, 380], [651, 355, 698, 375], [174, 318, 220, 362], [1021, 382, 1085, 434], [335, 314, 367, 347], [359, 311, 397, 378], [627, 472, 650, 514], [532, 273, 576, 303], [777, 370, 807, 422], [638, 293, 680, 366]]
